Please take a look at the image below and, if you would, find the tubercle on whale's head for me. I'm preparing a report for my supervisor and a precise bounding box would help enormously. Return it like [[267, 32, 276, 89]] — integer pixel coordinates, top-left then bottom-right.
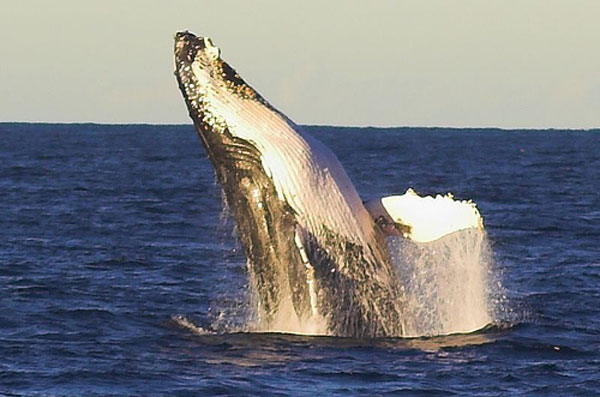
[[174, 31, 259, 119], [174, 31, 221, 68], [174, 31, 220, 117]]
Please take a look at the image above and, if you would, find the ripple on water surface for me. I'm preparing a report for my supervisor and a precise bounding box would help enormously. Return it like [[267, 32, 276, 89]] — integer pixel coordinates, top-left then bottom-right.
[[1, 124, 599, 395]]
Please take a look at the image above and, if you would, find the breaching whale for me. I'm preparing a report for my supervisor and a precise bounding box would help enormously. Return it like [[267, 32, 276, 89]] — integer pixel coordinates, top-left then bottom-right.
[[173, 32, 485, 337]]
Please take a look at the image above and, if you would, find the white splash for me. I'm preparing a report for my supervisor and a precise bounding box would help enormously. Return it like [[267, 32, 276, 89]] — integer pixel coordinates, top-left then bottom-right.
[[172, 315, 212, 335], [364, 188, 493, 336], [256, 297, 329, 336], [390, 227, 493, 337], [368, 189, 493, 336]]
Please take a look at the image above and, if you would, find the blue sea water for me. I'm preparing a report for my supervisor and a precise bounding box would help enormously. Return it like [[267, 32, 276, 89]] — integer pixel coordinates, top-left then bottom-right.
[[1, 122, 599, 396]]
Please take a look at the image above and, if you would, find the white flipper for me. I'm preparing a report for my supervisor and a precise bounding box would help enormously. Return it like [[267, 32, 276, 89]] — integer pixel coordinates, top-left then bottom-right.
[[366, 188, 484, 243]]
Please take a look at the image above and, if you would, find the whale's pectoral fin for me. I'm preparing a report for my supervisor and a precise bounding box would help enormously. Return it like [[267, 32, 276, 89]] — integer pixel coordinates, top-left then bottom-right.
[[365, 188, 484, 243], [292, 226, 321, 318]]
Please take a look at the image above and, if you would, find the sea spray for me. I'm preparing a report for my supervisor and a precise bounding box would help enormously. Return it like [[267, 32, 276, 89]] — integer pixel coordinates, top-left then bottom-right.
[[389, 228, 493, 337]]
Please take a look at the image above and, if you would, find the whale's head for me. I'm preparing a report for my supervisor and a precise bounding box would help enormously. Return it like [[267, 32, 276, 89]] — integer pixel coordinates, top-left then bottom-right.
[[173, 32, 269, 161], [174, 31, 246, 107], [174, 31, 227, 147]]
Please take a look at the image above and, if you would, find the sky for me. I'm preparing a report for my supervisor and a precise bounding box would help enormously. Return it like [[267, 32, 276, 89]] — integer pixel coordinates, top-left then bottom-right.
[[2, 0, 599, 128]]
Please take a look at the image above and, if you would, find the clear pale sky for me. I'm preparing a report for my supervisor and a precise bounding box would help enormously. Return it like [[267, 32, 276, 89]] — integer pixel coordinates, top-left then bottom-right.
[[2, 0, 599, 128]]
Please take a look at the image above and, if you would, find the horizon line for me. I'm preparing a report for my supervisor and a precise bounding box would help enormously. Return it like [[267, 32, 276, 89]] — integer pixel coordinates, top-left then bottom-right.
[[1, 120, 599, 132]]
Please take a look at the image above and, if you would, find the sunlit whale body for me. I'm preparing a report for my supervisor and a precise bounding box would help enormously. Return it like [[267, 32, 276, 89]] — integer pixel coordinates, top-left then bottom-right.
[[174, 32, 406, 337]]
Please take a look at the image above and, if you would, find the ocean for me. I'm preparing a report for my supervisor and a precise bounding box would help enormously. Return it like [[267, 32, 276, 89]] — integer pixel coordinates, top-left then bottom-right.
[[1, 123, 599, 395]]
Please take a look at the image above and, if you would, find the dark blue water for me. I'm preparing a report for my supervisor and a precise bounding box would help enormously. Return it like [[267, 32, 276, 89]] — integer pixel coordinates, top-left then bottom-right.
[[2, 123, 599, 396]]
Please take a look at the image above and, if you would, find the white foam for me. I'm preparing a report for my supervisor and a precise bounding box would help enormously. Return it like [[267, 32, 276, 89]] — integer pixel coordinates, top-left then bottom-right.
[[171, 315, 212, 335], [390, 228, 493, 337]]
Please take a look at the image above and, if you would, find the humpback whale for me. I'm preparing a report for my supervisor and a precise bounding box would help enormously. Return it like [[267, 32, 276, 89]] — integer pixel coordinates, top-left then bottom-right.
[[174, 32, 406, 337], [173, 32, 488, 337]]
